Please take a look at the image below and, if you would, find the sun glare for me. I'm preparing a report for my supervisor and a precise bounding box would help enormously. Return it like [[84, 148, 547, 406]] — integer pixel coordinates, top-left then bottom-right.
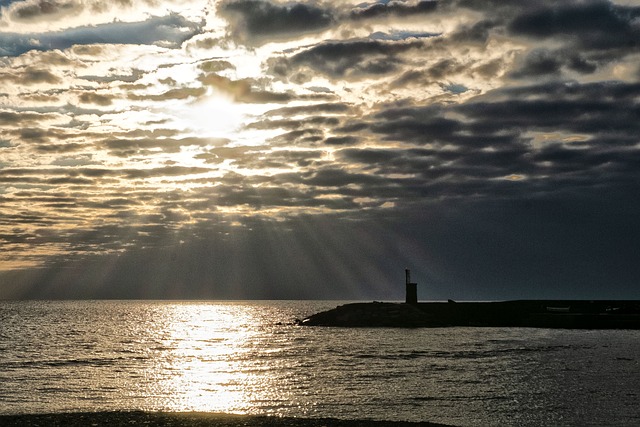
[[177, 91, 248, 139], [149, 304, 285, 414]]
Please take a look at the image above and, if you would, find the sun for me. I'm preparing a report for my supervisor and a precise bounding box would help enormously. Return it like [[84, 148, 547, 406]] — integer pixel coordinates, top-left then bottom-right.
[[172, 90, 247, 139]]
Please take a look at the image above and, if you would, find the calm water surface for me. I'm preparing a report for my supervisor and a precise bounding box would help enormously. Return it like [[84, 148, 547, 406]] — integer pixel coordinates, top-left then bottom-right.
[[0, 300, 639, 426]]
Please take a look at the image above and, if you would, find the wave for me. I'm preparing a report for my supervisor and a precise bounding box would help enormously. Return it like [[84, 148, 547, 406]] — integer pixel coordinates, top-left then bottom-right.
[[0, 355, 149, 370]]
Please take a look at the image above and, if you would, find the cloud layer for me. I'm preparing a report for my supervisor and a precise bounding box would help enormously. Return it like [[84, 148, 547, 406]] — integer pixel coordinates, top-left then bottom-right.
[[1, 0, 639, 299]]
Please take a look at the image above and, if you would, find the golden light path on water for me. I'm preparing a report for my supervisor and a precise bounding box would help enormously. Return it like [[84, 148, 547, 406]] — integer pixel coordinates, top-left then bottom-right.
[[2, 301, 640, 425], [138, 303, 302, 415]]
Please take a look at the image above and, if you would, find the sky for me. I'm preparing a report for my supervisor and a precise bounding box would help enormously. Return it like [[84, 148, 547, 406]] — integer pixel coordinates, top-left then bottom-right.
[[1, 0, 639, 300]]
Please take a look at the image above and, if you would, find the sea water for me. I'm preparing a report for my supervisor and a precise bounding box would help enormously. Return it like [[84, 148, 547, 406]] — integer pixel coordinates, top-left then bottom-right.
[[0, 300, 639, 426]]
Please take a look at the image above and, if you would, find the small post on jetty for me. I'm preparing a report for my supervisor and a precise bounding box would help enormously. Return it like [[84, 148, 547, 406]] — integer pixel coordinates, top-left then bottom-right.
[[405, 268, 418, 304]]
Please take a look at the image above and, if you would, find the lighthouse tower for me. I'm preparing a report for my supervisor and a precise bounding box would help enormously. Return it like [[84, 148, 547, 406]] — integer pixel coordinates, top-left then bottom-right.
[[405, 269, 418, 304]]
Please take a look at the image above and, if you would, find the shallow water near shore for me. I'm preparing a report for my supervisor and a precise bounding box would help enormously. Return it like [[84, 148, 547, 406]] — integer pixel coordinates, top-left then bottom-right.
[[1, 300, 639, 426]]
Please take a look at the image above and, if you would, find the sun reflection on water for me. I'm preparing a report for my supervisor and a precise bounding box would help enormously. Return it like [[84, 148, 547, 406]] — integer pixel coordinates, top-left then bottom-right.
[[145, 303, 290, 415]]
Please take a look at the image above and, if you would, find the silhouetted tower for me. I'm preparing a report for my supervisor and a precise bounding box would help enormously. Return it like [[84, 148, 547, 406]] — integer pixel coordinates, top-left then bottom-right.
[[405, 268, 418, 304]]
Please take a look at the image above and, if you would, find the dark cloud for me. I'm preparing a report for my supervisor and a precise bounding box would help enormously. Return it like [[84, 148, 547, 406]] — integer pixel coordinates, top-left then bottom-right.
[[370, 105, 463, 144], [270, 38, 426, 81], [26, 49, 75, 66], [194, 146, 253, 165], [0, 66, 61, 85], [220, 0, 333, 42], [198, 59, 236, 73], [349, 0, 438, 20], [34, 143, 87, 153], [70, 44, 106, 56], [0, 13, 203, 56], [100, 136, 222, 157], [205, 179, 317, 209], [0, 166, 214, 197], [78, 92, 113, 106], [1, 0, 157, 22], [272, 79, 636, 215], [128, 87, 207, 102], [198, 73, 292, 103], [276, 166, 389, 189], [265, 102, 351, 117], [263, 149, 324, 168], [508, 1, 640, 51], [19, 127, 67, 142], [449, 19, 500, 44], [510, 49, 600, 78], [9, 0, 76, 20], [80, 69, 145, 84], [457, 81, 640, 140], [268, 128, 324, 145], [324, 136, 359, 146], [444, 0, 640, 80], [248, 116, 341, 132], [426, 58, 466, 79], [244, 103, 352, 144], [0, 110, 62, 126]]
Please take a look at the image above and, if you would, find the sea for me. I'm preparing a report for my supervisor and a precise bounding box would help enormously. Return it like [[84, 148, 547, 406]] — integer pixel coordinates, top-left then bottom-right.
[[0, 300, 639, 426]]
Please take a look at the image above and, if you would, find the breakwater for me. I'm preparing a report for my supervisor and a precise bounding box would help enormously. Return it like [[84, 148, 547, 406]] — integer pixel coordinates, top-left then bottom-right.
[[300, 300, 640, 329]]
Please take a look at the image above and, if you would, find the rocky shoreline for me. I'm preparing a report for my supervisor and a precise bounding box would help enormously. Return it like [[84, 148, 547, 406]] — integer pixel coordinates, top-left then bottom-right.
[[0, 412, 450, 427]]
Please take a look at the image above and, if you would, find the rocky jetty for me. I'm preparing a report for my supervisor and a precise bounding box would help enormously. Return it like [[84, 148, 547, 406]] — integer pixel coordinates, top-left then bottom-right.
[[300, 271, 640, 329], [299, 300, 640, 329], [299, 302, 440, 327]]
